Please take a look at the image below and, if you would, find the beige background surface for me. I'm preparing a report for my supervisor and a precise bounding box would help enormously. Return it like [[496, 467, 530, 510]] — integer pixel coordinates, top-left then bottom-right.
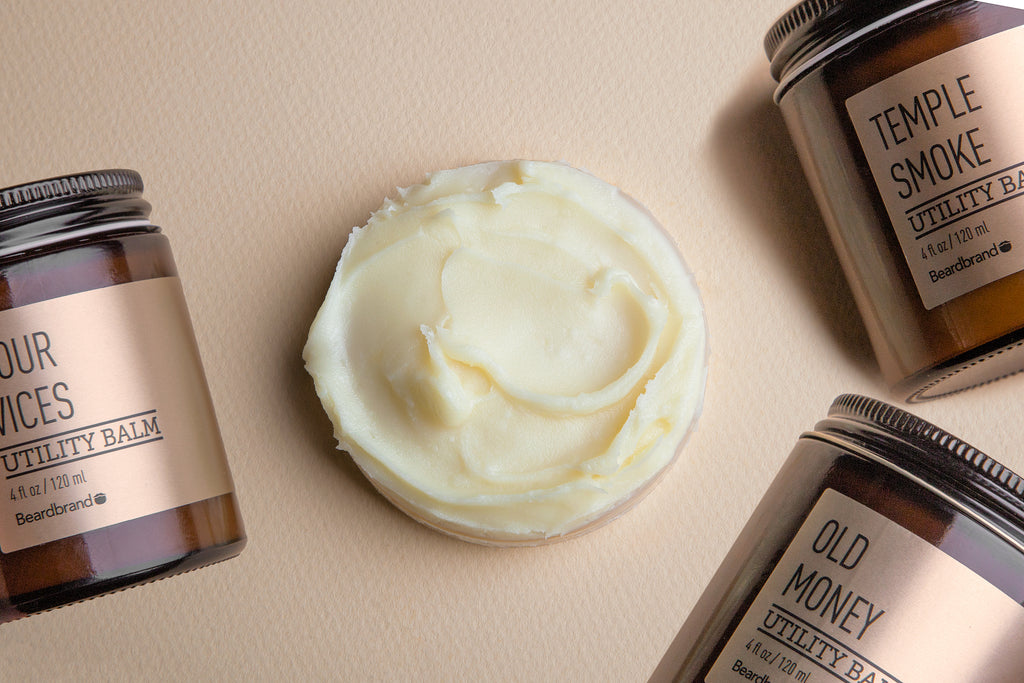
[[3, 1, 1023, 681]]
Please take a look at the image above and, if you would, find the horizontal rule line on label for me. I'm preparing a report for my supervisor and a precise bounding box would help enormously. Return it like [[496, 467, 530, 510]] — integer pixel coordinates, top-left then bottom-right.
[[904, 159, 1024, 215], [913, 191, 1024, 241], [4, 437, 164, 480], [765, 603, 903, 683], [0, 409, 157, 453], [755, 627, 850, 683]]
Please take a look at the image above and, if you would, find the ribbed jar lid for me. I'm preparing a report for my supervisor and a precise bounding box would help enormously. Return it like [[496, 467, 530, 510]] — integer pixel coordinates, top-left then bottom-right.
[[0, 170, 152, 258], [764, 0, 948, 84], [0, 170, 143, 213], [821, 394, 1024, 538]]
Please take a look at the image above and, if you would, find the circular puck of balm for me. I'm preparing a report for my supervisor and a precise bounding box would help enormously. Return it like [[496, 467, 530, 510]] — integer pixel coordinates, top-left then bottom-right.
[[304, 160, 707, 545]]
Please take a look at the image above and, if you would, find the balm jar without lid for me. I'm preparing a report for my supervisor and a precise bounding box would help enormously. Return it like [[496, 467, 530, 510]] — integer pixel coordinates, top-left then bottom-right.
[[766, 1, 1024, 400], [0, 170, 245, 622], [655, 394, 1024, 681]]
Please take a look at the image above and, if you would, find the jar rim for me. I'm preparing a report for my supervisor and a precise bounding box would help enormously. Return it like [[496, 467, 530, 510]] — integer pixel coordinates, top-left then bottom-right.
[[0, 169, 144, 212], [764, 0, 951, 95], [0, 170, 153, 260], [813, 394, 1024, 545]]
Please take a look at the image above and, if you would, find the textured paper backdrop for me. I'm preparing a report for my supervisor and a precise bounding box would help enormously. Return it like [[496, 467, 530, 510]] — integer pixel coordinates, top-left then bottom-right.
[[3, 1, 1023, 680]]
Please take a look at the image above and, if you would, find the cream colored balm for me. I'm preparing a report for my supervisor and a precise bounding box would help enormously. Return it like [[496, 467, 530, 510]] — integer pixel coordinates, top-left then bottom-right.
[[304, 160, 706, 544]]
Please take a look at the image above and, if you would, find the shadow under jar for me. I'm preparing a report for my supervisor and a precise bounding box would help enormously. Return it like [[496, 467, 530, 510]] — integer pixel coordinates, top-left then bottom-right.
[[0, 170, 244, 623], [766, 0, 1024, 400]]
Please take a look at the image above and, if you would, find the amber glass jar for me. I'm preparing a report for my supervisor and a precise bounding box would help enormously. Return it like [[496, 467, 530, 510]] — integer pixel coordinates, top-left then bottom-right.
[[766, 1, 1024, 400], [0, 170, 244, 623], [653, 394, 1024, 681]]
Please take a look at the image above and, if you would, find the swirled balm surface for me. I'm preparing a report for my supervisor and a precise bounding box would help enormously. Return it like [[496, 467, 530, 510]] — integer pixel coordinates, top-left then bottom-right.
[[304, 161, 706, 544]]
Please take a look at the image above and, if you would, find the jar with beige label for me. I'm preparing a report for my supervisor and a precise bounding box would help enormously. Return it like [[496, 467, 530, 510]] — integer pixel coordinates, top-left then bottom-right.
[[0, 170, 245, 623], [653, 394, 1024, 682], [766, 0, 1024, 400]]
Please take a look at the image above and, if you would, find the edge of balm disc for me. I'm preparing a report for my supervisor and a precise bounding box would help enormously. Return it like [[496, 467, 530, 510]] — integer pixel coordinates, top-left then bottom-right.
[[304, 160, 708, 545]]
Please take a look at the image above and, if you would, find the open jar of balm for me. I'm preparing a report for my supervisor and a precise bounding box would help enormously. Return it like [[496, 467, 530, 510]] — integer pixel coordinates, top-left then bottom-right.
[[766, 0, 1024, 400], [0, 170, 245, 623], [655, 394, 1024, 681]]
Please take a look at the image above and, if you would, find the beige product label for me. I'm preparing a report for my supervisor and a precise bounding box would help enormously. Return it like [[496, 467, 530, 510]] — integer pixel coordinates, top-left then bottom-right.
[[846, 24, 1024, 310], [0, 277, 234, 553], [706, 489, 1024, 683]]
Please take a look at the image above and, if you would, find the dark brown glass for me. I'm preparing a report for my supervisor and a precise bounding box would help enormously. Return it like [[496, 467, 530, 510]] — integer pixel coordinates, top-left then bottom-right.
[[0, 174, 244, 623], [652, 395, 1024, 681], [769, 1, 1024, 400]]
